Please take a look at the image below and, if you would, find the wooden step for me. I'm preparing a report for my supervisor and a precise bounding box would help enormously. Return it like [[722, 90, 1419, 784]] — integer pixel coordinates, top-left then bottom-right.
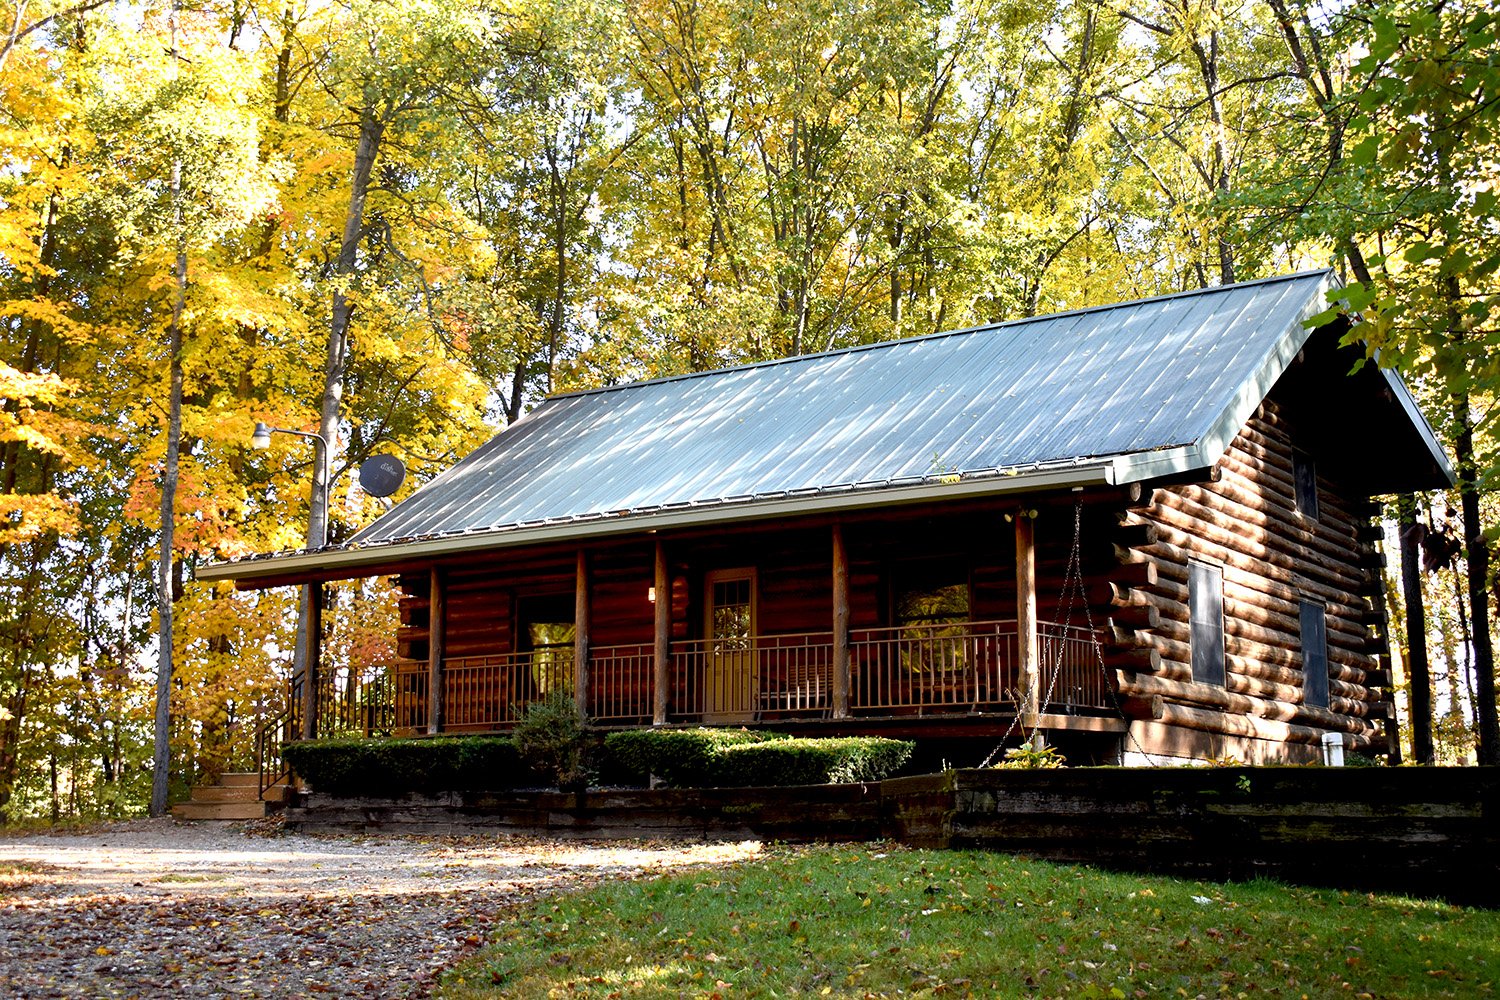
[[191, 785, 263, 804], [188, 784, 290, 804], [172, 800, 269, 821], [219, 772, 263, 787]]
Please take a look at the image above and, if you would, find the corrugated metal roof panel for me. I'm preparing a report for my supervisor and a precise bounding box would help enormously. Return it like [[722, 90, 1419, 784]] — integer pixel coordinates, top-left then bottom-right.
[[353, 270, 1354, 546]]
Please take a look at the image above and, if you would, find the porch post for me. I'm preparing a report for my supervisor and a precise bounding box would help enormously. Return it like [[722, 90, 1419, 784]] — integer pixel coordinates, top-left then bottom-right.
[[574, 549, 590, 719], [1015, 511, 1040, 730], [300, 582, 323, 740], [427, 568, 445, 734], [653, 541, 670, 725], [831, 523, 850, 719]]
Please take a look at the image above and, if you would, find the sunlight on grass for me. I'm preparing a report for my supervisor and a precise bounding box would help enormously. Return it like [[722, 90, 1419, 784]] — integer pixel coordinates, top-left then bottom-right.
[[439, 845, 1498, 998]]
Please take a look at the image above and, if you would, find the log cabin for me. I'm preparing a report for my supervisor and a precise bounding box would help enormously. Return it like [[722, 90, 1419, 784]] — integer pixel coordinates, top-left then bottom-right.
[[199, 270, 1453, 766]]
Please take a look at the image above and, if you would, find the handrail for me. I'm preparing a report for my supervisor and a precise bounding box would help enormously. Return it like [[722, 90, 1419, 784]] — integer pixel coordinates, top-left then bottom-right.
[[254, 698, 294, 800]]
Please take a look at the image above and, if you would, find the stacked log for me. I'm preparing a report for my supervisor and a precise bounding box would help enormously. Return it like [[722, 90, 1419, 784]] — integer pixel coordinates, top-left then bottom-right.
[[1106, 398, 1387, 753]]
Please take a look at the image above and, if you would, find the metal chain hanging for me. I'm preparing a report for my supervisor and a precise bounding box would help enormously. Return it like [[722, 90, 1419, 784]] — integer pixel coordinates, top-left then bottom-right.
[[980, 499, 1157, 767]]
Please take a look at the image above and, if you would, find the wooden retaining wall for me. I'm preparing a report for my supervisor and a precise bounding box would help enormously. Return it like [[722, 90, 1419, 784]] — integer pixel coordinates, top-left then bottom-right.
[[287, 783, 885, 841], [884, 767, 1499, 906], [284, 766, 1500, 906]]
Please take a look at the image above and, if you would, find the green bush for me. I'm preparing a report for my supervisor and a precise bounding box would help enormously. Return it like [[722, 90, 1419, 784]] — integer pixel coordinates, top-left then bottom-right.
[[513, 692, 590, 790], [995, 744, 1067, 769], [602, 729, 912, 787], [281, 735, 531, 797], [718, 737, 914, 786], [604, 728, 778, 787]]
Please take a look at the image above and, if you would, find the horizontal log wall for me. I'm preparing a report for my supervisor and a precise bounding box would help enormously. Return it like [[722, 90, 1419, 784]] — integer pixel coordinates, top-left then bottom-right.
[[1114, 397, 1388, 755]]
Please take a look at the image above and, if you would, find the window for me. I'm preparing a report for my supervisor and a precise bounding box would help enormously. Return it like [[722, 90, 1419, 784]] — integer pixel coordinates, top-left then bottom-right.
[[1189, 561, 1225, 687], [893, 572, 970, 674], [709, 575, 753, 653], [516, 594, 575, 697], [1300, 600, 1329, 709], [1293, 449, 1319, 520], [895, 582, 970, 630]]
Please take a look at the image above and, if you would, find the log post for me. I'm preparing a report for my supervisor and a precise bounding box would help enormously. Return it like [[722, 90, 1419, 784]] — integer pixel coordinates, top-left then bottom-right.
[[427, 568, 445, 735], [831, 523, 850, 719], [653, 541, 670, 725], [301, 582, 323, 740], [1016, 511, 1040, 731], [574, 549, 590, 720]]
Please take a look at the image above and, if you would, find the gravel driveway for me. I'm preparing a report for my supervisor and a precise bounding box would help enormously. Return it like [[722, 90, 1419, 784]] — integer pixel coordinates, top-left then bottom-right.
[[0, 819, 760, 998]]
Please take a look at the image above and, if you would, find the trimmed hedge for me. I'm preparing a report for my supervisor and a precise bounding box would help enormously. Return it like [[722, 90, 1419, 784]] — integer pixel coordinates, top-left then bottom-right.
[[604, 728, 777, 787], [284, 730, 915, 796], [603, 728, 913, 787], [718, 737, 914, 786], [281, 736, 533, 797]]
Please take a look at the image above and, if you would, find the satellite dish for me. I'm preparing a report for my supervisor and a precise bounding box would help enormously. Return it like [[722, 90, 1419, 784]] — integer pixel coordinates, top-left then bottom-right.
[[358, 454, 406, 498]]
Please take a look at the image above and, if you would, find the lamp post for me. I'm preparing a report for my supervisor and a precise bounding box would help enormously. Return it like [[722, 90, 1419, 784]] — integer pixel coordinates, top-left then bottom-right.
[[251, 421, 333, 739]]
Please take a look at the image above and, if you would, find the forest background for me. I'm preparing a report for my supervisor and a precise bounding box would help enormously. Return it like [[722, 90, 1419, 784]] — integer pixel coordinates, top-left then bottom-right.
[[1, 0, 1495, 819]]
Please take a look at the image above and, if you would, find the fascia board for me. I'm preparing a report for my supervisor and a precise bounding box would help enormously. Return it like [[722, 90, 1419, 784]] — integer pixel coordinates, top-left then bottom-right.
[[1108, 445, 1213, 484], [1378, 366, 1456, 486]]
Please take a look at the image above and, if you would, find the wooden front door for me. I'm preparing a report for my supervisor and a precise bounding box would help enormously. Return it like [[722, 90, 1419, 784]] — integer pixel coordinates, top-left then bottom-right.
[[705, 569, 757, 722]]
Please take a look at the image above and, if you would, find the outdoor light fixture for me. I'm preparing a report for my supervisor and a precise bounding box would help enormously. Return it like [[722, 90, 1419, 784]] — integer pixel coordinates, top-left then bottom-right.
[[249, 421, 332, 548], [251, 421, 327, 453]]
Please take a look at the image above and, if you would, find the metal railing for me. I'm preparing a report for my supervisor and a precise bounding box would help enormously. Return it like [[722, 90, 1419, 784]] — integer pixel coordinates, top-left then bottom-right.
[[261, 619, 1112, 742], [315, 661, 396, 737], [443, 651, 574, 731], [851, 620, 1019, 714], [588, 644, 654, 723], [255, 703, 294, 799], [1039, 621, 1113, 711], [667, 632, 835, 720]]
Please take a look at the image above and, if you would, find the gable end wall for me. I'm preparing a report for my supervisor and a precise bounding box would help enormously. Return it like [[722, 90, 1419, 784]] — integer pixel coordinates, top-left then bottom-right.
[[1111, 398, 1390, 761]]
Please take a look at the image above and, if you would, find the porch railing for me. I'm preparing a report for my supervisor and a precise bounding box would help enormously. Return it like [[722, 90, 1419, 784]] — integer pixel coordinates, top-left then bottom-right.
[[1040, 621, 1113, 711], [668, 632, 836, 721], [851, 620, 1019, 714], [275, 619, 1113, 740], [588, 643, 654, 723], [441, 651, 574, 731]]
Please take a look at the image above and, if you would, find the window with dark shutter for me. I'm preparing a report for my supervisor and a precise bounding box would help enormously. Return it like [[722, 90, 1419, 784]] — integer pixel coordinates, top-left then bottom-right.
[[1293, 449, 1319, 520], [1189, 561, 1226, 687], [1300, 599, 1329, 709]]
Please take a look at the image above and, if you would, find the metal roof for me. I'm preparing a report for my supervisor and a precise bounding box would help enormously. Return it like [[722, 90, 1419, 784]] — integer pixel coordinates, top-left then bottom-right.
[[198, 270, 1453, 584]]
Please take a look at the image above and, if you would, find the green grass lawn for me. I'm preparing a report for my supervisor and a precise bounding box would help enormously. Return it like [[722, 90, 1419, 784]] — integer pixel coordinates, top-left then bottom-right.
[[438, 844, 1497, 999]]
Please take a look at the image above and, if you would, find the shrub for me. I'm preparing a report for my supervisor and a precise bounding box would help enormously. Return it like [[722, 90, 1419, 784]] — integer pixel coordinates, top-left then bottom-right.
[[513, 691, 590, 790], [718, 737, 914, 786], [994, 743, 1067, 769], [281, 736, 530, 797], [603, 729, 912, 787], [604, 728, 778, 787]]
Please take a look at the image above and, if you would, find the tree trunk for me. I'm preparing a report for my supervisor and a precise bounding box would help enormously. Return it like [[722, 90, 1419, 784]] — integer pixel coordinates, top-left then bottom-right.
[[1453, 397, 1499, 764], [1396, 494, 1434, 763], [317, 108, 386, 549], [150, 159, 188, 818]]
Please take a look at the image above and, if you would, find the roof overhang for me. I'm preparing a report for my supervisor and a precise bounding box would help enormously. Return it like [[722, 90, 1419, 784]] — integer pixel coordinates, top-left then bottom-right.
[[195, 458, 1122, 587]]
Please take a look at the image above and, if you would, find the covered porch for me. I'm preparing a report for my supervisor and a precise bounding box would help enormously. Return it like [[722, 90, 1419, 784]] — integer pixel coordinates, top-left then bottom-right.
[[293, 616, 1114, 739], [279, 508, 1127, 744]]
